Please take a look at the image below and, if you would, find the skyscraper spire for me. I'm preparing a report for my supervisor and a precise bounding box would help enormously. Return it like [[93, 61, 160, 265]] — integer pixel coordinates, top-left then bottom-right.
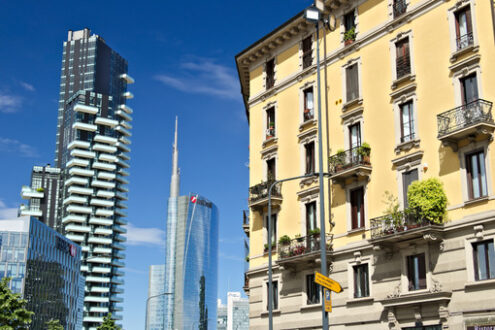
[[170, 116, 180, 198]]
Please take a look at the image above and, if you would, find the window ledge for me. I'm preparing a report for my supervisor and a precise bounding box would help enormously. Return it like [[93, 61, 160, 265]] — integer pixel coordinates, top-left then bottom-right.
[[300, 303, 321, 311], [342, 98, 363, 111], [463, 196, 489, 207], [262, 137, 278, 149], [394, 138, 420, 154], [261, 309, 281, 317], [450, 44, 479, 63], [347, 227, 366, 235], [346, 296, 374, 305], [391, 74, 415, 89], [465, 278, 495, 289], [299, 119, 317, 131]]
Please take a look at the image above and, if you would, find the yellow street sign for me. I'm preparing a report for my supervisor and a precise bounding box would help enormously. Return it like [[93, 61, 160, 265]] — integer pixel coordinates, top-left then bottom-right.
[[324, 288, 332, 312], [314, 271, 342, 293]]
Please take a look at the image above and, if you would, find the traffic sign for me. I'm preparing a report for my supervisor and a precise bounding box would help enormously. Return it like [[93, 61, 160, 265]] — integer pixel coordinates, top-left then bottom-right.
[[314, 272, 342, 293], [324, 288, 332, 312]]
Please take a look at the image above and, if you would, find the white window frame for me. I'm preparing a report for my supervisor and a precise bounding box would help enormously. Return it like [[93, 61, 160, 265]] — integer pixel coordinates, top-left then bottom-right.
[[447, 0, 479, 58], [347, 255, 373, 300], [396, 161, 423, 209], [299, 81, 317, 124], [392, 91, 419, 151], [343, 111, 364, 150], [302, 270, 322, 307], [262, 276, 281, 312], [299, 33, 314, 70], [346, 181, 368, 232], [458, 140, 492, 203], [263, 155, 278, 182], [262, 101, 278, 142], [400, 244, 431, 293], [387, 0, 411, 20], [299, 193, 320, 236], [262, 56, 277, 91], [452, 65, 482, 107], [389, 30, 416, 84], [263, 211, 279, 247], [465, 233, 495, 283], [300, 137, 318, 177], [340, 8, 359, 45], [341, 57, 363, 107]]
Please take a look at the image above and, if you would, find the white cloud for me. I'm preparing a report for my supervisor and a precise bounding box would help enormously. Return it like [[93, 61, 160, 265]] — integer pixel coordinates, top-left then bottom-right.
[[19, 82, 35, 92], [125, 223, 166, 247], [0, 137, 39, 157], [155, 58, 240, 100], [0, 92, 21, 113], [0, 200, 18, 220]]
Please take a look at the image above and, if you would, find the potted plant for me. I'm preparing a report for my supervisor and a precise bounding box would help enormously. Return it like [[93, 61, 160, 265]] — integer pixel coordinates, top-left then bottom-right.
[[278, 235, 291, 245], [332, 149, 347, 171], [357, 142, 371, 163], [344, 26, 356, 45], [295, 234, 304, 242], [383, 191, 404, 233]]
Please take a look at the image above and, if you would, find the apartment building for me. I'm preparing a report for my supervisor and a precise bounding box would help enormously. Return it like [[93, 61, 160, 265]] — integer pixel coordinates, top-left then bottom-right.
[[236, 0, 495, 328]]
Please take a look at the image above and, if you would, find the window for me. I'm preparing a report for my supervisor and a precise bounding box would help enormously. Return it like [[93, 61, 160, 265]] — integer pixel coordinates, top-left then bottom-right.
[[455, 6, 473, 51], [266, 107, 275, 139], [266, 58, 275, 90], [407, 253, 426, 290], [349, 123, 361, 149], [264, 213, 277, 247], [393, 0, 407, 18], [266, 158, 276, 181], [400, 101, 415, 143], [350, 187, 365, 230], [466, 150, 487, 199], [346, 64, 359, 102], [302, 36, 313, 69], [343, 11, 356, 44], [353, 264, 369, 298], [396, 38, 411, 79], [306, 201, 317, 234], [303, 87, 314, 121], [473, 240, 495, 281], [402, 169, 418, 208], [460, 73, 478, 105], [306, 274, 320, 304], [266, 281, 278, 310], [304, 142, 315, 174]]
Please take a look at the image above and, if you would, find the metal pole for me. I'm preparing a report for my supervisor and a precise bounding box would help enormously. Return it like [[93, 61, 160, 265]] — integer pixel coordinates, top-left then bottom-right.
[[144, 292, 172, 330], [315, 19, 329, 330]]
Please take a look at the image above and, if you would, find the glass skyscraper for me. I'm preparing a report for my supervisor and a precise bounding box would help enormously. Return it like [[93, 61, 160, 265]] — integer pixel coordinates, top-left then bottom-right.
[[0, 217, 83, 329], [146, 264, 166, 329], [162, 119, 219, 329]]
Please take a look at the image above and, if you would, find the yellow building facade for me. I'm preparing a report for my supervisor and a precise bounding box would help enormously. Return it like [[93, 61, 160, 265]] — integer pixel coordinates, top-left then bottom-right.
[[237, 0, 495, 328]]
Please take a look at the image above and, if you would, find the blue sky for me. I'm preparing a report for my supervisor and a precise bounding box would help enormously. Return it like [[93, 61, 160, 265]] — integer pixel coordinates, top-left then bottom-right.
[[0, 1, 311, 328]]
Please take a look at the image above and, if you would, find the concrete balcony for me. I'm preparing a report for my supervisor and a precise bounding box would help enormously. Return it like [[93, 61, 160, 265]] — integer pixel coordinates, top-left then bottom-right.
[[70, 149, 96, 159], [66, 158, 90, 168], [94, 227, 113, 236], [85, 276, 110, 283], [113, 225, 127, 234], [68, 186, 93, 195], [120, 73, 135, 84], [116, 184, 128, 193], [115, 218, 128, 226], [437, 99, 495, 150], [118, 104, 133, 114], [328, 146, 372, 186], [115, 175, 129, 184], [74, 103, 98, 115], [68, 140, 91, 150], [83, 316, 105, 324], [65, 177, 88, 186], [72, 122, 97, 132], [115, 192, 128, 200], [123, 91, 134, 99], [114, 209, 127, 217], [95, 117, 118, 127], [96, 190, 115, 198], [110, 295, 124, 303], [277, 233, 333, 267], [117, 159, 130, 169], [115, 126, 131, 136], [92, 162, 116, 171], [18, 205, 42, 217], [62, 214, 86, 224], [94, 134, 118, 145], [248, 180, 282, 211], [63, 196, 88, 205], [95, 208, 114, 217], [89, 217, 113, 226], [87, 256, 112, 264], [21, 186, 44, 199], [112, 306, 124, 312], [118, 152, 130, 161], [112, 269, 125, 277], [66, 205, 92, 214], [119, 136, 131, 145], [89, 306, 109, 313], [115, 110, 132, 122], [66, 233, 85, 243], [117, 169, 129, 177], [111, 277, 125, 285], [90, 198, 114, 207], [90, 286, 110, 293], [99, 154, 118, 163], [120, 121, 132, 129], [84, 296, 110, 303], [111, 286, 124, 294], [116, 201, 127, 209], [114, 251, 126, 259], [91, 180, 115, 189], [111, 260, 125, 268], [113, 242, 125, 250], [93, 143, 117, 153], [115, 234, 126, 242], [65, 224, 91, 233], [69, 168, 94, 177], [92, 266, 112, 274], [88, 236, 112, 245], [115, 142, 130, 153], [97, 171, 116, 181]]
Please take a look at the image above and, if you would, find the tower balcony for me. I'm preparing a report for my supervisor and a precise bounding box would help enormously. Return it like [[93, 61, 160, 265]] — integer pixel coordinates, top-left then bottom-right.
[[119, 136, 131, 145], [95, 117, 118, 128], [98, 154, 118, 163], [113, 225, 127, 234], [93, 247, 112, 254], [92, 162, 116, 171], [91, 180, 115, 189], [111, 286, 124, 294], [65, 177, 89, 186], [69, 168, 94, 177], [94, 134, 118, 145], [437, 99, 495, 150], [116, 142, 131, 153], [110, 295, 124, 303], [20, 186, 44, 199], [120, 73, 135, 84], [116, 201, 127, 209], [18, 205, 42, 217], [88, 236, 112, 245], [63, 196, 88, 205], [115, 126, 131, 137], [74, 104, 98, 115], [115, 175, 129, 184], [113, 242, 125, 250], [120, 121, 132, 129], [115, 218, 128, 226], [115, 192, 128, 200], [66, 205, 92, 214], [95, 208, 114, 217], [117, 159, 130, 169], [66, 233, 85, 243], [277, 233, 333, 268], [62, 214, 87, 224], [328, 146, 372, 185], [72, 122, 97, 132], [248, 180, 282, 211], [118, 104, 133, 114], [67, 186, 93, 195], [90, 198, 114, 207], [89, 306, 109, 314], [118, 152, 130, 161], [115, 209, 127, 217], [65, 224, 91, 233], [111, 260, 125, 268], [96, 190, 115, 198], [97, 171, 116, 181], [85, 276, 111, 284], [67, 158, 90, 168], [68, 140, 91, 150], [115, 234, 126, 242], [123, 91, 134, 99], [115, 110, 132, 122], [89, 217, 113, 226], [111, 277, 125, 285], [93, 143, 117, 153], [94, 227, 113, 236], [70, 149, 96, 159]]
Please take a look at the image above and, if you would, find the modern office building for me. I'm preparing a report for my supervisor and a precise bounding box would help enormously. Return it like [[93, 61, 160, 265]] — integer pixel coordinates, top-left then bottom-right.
[[19, 165, 63, 230], [237, 0, 495, 328], [0, 217, 83, 329], [217, 293, 249, 330], [163, 119, 219, 329], [145, 264, 166, 330], [217, 299, 228, 330]]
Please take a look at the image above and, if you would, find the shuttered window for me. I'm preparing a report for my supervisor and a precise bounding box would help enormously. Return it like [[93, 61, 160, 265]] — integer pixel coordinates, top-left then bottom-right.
[[306, 201, 317, 234], [346, 64, 359, 102], [455, 6, 473, 50], [267, 281, 278, 310]]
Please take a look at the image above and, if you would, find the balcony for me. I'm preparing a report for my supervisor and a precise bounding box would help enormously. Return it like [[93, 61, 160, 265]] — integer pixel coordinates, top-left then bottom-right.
[[393, 0, 407, 18], [123, 91, 134, 99], [120, 73, 135, 84], [113, 242, 126, 250], [91, 180, 115, 189], [63, 196, 88, 205], [95, 117, 118, 127], [118, 104, 133, 114], [242, 210, 249, 237], [94, 227, 113, 236], [115, 126, 131, 137], [67, 158, 89, 168], [117, 159, 130, 169], [89, 217, 113, 226], [90, 198, 114, 207], [248, 180, 282, 211], [115, 209, 127, 217], [68, 186, 93, 195], [115, 218, 128, 226], [369, 211, 443, 244], [65, 224, 91, 233], [119, 136, 131, 145], [116, 142, 131, 153], [94, 134, 118, 145], [68, 140, 91, 150], [85, 276, 110, 283], [93, 143, 117, 153], [114, 251, 126, 259], [111, 260, 125, 268], [62, 214, 86, 224], [95, 208, 114, 217], [116, 192, 128, 200], [66, 233, 85, 243], [92, 162, 116, 171], [99, 154, 118, 163], [111, 286, 124, 294], [96, 190, 115, 198], [18, 205, 42, 217], [65, 177, 88, 186], [113, 225, 127, 234], [115, 110, 132, 122], [21, 186, 44, 199], [69, 167, 94, 177], [88, 236, 112, 245], [328, 146, 372, 184], [396, 54, 411, 80], [111, 277, 125, 285], [116, 175, 129, 184], [71, 149, 96, 159], [277, 233, 332, 267], [98, 172, 117, 181], [437, 99, 494, 149], [74, 104, 98, 115], [115, 234, 126, 242], [66, 205, 92, 214], [72, 122, 97, 132], [456, 32, 474, 52], [93, 247, 112, 254], [120, 121, 132, 129]]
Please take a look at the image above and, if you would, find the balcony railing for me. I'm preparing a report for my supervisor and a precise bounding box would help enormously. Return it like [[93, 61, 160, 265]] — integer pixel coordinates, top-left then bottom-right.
[[328, 146, 371, 175], [437, 99, 494, 139], [303, 108, 314, 122], [370, 211, 438, 240], [249, 180, 281, 204], [400, 132, 416, 144], [393, 0, 407, 18], [278, 234, 332, 261], [456, 32, 474, 51], [396, 54, 411, 79], [303, 51, 312, 69]]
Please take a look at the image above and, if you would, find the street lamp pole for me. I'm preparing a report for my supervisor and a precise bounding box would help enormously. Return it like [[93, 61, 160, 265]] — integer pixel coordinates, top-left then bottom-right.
[[145, 292, 172, 330]]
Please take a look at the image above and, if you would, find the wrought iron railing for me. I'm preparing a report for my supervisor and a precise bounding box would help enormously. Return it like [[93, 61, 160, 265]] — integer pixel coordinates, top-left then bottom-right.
[[393, 0, 407, 18], [249, 180, 282, 203], [278, 234, 332, 259], [396, 54, 411, 79], [437, 99, 494, 138], [400, 132, 416, 143], [328, 146, 371, 174], [370, 211, 433, 239], [456, 32, 474, 51], [304, 108, 314, 121]]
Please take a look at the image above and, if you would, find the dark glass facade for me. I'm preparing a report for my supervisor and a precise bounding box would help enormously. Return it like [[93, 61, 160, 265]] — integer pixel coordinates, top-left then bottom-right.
[[0, 217, 83, 329]]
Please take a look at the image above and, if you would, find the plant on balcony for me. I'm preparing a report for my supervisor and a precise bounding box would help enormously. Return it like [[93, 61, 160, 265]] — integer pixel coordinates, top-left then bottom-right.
[[407, 178, 447, 224], [383, 191, 404, 231], [344, 26, 356, 45], [278, 235, 291, 245], [309, 228, 320, 236], [295, 233, 304, 242], [330, 149, 347, 171], [36, 187, 44, 192], [264, 242, 276, 252], [357, 142, 371, 163]]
